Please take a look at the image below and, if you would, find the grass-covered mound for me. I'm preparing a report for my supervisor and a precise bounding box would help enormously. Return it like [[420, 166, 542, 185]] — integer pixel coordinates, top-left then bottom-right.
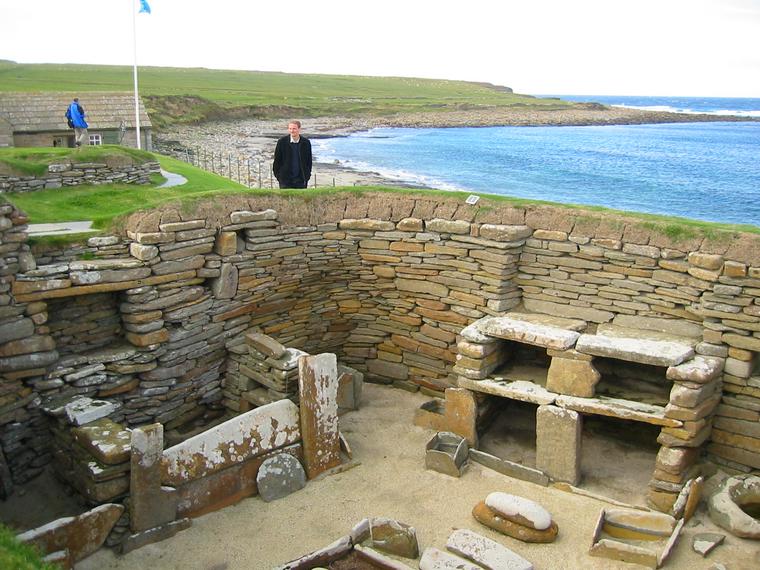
[[0, 524, 56, 570], [0, 145, 155, 177]]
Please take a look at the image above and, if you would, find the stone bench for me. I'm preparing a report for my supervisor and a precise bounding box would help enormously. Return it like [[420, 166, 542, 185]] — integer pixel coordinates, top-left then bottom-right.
[[475, 313, 586, 351]]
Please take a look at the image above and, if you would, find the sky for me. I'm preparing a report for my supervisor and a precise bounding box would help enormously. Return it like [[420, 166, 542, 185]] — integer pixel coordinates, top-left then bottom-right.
[[1, 0, 759, 97]]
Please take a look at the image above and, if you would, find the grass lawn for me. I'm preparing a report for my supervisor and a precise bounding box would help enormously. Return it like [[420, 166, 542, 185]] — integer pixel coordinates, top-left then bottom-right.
[[0, 61, 575, 127], [0, 524, 55, 570]]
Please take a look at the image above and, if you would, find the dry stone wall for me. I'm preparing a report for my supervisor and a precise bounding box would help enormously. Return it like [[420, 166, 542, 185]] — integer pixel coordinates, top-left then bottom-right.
[[0, 161, 160, 193], [1, 193, 760, 495]]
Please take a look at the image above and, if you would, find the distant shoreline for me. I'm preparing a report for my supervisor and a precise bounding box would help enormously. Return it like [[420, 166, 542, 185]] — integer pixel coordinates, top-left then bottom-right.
[[156, 106, 757, 190]]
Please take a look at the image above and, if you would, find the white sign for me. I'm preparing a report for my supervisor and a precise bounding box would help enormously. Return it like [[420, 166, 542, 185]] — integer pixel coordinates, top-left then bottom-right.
[[465, 195, 480, 205]]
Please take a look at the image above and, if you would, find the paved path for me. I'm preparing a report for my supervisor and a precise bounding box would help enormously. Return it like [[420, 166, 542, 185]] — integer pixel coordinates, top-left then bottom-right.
[[26, 170, 187, 236], [158, 169, 188, 188], [27, 221, 96, 236]]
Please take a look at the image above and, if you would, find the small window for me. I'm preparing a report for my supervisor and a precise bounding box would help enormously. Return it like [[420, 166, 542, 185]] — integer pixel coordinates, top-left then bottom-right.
[[89, 134, 102, 146]]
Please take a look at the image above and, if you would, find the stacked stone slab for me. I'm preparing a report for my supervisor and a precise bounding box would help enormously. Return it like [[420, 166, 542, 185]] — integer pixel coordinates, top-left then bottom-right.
[[0, 161, 160, 193], [224, 331, 305, 409]]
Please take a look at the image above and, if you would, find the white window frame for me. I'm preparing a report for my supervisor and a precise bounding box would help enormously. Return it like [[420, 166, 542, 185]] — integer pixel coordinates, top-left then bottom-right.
[[89, 133, 102, 146]]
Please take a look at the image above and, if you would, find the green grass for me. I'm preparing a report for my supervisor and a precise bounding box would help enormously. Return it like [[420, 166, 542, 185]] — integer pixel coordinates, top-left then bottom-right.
[[0, 145, 155, 176], [3, 149, 757, 243], [0, 61, 575, 127], [0, 524, 56, 570]]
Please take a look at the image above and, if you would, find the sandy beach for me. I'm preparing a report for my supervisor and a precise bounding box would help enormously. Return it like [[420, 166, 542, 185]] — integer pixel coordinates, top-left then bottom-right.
[[155, 106, 742, 191], [74, 383, 759, 570]]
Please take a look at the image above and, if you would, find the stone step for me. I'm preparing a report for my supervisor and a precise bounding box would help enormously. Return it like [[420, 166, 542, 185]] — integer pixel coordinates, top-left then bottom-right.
[[458, 377, 557, 406]]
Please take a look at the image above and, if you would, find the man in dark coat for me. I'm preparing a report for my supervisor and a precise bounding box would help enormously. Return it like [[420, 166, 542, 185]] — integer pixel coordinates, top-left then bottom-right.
[[272, 120, 312, 189]]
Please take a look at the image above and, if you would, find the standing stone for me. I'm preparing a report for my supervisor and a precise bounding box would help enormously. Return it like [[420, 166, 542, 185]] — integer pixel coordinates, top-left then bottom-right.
[[444, 388, 478, 447], [299, 353, 341, 479], [211, 263, 238, 299], [546, 358, 600, 397], [536, 405, 581, 485], [256, 453, 307, 502], [130, 424, 177, 532]]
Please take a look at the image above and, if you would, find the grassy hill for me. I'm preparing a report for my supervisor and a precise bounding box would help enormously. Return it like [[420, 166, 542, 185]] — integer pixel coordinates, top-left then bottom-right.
[[0, 61, 574, 128]]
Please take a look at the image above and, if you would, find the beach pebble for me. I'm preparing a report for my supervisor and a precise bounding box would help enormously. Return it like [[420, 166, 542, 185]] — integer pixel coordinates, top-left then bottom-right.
[[485, 492, 552, 530]]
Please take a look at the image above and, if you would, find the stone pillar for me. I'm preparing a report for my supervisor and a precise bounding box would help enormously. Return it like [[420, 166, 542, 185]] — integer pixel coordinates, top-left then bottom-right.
[[130, 424, 177, 532], [536, 405, 582, 485], [444, 388, 478, 447], [299, 353, 341, 479]]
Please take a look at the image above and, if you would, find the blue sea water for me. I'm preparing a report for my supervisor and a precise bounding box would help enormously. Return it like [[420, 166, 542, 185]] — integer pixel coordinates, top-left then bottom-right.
[[313, 96, 760, 227]]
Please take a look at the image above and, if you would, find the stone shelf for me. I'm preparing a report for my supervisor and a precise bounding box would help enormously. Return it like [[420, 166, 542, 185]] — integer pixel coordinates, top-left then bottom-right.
[[555, 395, 682, 428]]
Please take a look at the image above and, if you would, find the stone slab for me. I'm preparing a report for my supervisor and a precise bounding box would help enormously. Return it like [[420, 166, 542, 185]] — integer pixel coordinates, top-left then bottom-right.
[[71, 418, 131, 465], [131, 424, 177, 533], [446, 528, 533, 570], [370, 517, 419, 559], [472, 501, 559, 543], [64, 397, 120, 426], [666, 356, 725, 384], [575, 334, 694, 367], [458, 377, 557, 406], [536, 405, 581, 485], [468, 449, 550, 486], [420, 547, 481, 570], [17, 503, 123, 562], [162, 399, 300, 485], [556, 395, 682, 427], [299, 353, 341, 479], [119, 518, 192, 555], [478, 317, 581, 350]]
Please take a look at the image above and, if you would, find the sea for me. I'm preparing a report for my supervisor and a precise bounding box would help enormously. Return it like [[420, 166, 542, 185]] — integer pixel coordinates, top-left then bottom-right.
[[312, 96, 760, 227]]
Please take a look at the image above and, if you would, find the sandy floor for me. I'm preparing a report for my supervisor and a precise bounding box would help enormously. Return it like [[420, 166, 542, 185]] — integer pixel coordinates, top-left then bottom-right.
[[75, 383, 758, 570]]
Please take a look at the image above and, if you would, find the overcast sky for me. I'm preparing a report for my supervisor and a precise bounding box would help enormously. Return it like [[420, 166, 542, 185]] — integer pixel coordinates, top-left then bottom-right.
[[2, 0, 759, 97]]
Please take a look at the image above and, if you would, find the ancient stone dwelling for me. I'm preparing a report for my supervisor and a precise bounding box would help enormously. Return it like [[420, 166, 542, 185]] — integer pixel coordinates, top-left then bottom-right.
[[1, 191, 759, 552]]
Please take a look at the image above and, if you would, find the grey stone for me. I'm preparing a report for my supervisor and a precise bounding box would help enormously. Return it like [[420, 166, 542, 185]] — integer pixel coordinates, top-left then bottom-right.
[[0, 317, 34, 344], [446, 528, 533, 570], [256, 453, 307, 502], [708, 474, 760, 539], [692, 533, 725, 557], [425, 432, 468, 477], [420, 547, 482, 570], [536, 405, 581, 485], [575, 334, 694, 367], [211, 263, 238, 299], [64, 397, 120, 426]]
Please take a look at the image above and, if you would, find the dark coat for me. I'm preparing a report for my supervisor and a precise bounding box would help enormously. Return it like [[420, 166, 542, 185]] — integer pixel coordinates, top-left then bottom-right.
[[272, 135, 312, 185]]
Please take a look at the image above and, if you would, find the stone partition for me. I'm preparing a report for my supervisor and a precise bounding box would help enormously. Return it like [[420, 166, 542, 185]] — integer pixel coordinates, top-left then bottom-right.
[[1, 192, 760, 504], [0, 161, 160, 193]]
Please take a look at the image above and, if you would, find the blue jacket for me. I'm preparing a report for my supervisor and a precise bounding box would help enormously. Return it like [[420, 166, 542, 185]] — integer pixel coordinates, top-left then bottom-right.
[[66, 102, 88, 129]]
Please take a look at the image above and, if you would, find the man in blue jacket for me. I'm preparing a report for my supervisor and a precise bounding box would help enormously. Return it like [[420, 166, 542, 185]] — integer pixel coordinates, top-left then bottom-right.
[[272, 120, 312, 189], [65, 97, 89, 149]]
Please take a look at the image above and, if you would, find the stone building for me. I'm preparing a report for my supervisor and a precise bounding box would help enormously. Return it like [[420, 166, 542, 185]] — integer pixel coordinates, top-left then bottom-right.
[[0, 92, 152, 150]]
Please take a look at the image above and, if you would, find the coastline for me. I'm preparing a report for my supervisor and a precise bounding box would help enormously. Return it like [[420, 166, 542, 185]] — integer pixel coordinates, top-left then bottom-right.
[[155, 106, 754, 190]]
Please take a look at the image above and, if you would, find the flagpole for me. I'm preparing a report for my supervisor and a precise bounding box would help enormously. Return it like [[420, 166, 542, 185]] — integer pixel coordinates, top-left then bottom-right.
[[132, 0, 142, 149]]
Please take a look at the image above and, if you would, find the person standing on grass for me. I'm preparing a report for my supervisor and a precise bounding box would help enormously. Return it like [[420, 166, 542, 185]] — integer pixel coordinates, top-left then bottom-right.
[[65, 97, 88, 149], [272, 120, 312, 189]]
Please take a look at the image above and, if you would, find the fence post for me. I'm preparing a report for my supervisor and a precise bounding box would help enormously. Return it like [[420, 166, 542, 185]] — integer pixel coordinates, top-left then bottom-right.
[[258, 161, 262, 188]]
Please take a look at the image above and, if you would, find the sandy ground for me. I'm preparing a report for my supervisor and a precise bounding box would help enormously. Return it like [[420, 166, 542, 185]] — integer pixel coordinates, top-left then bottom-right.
[[72, 383, 759, 570]]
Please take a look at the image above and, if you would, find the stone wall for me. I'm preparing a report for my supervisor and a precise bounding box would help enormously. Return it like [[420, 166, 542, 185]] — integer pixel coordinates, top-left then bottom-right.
[[1, 193, 759, 497], [0, 160, 160, 193]]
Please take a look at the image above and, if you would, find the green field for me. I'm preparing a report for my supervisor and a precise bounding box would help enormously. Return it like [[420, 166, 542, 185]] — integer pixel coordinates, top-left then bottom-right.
[[0, 60, 574, 127]]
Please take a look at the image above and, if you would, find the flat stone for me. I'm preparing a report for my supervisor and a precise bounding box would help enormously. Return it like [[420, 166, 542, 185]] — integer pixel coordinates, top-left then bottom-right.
[[691, 532, 725, 557], [64, 397, 120, 426], [210, 263, 238, 299], [419, 547, 481, 570], [339, 218, 395, 231], [446, 528, 534, 569], [485, 492, 552, 530], [395, 277, 449, 298], [120, 518, 192, 555], [556, 394, 681, 427], [353, 544, 417, 569], [17, 503, 124, 562], [0, 317, 34, 344], [458, 378, 557, 406], [589, 538, 658, 569], [72, 418, 131, 465], [478, 317, 581, 350], [612, 314, 703, 338], [370, 517, 419, 559], [667, 356, 724, 383], [230, 209, 277, 223], [256, 453, 306, 502], [468, 449, 550, 486], [245, 332, 287, 358], [602, 509, 676, 540], [523, 298, 614, 324], [575, 334, 694, 366], [162, 399, 301, 485], [479, 224, 532, 241]]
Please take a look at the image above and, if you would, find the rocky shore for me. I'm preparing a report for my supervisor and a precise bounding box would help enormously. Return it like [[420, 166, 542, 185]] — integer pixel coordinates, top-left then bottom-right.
[[155, 106, 750, 189]]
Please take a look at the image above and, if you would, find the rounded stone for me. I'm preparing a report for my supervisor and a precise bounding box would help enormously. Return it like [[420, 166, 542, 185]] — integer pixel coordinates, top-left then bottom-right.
[[707, 474, 760, 539], [256, 453, 306, 503]]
